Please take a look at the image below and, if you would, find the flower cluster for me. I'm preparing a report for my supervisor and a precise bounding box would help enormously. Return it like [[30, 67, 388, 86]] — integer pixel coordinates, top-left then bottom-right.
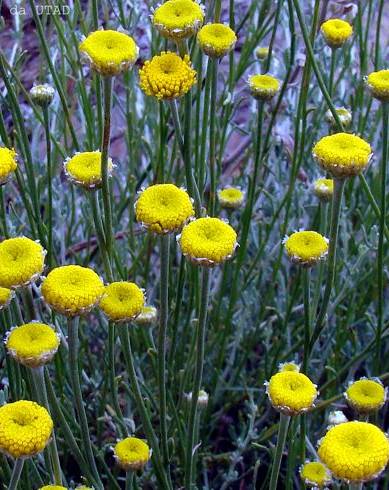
[[0, 287, 14, 311], [197, 23, 237, 58], [313, 178, 334, 201], [300, 461, 332, 488], [100, 281, 145, 323], [64, 151, 113, 189], [0, 147, 17, 185], [152, 0, 205, 40], [217, 187, 244, 209], [366, 69, 389, 102], [345, 378, 386, 413], [248, 74, 280, 100], [321, 18, 353, 48], [114, 437, 151, 471], [284, 230, 329, 267]]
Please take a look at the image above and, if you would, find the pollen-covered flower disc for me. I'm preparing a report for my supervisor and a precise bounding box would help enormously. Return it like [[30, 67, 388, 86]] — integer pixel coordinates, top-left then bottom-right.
[[6, 322, 60, 368], [100, 282, 145, 323], [197, 23, 237, 58], [64, 151, 113, 189], [312, 133, 372, 178], [266, 371, 318, 415], [366, 70, 389, 102], [318, 421, 389, 483], [345, 378, 386, 413], [0, 147, 17, 185], [179, 217, 238, 267], [0, 237, 46, 289], [135, 183, 194, 234], [284, 231, 329, 267], [217, 187, 244, 209], [39, 486, 67, 490], [0, 287, 14, 311], [114, 437, 151, 471], [321, 19, 353, 48], [41, 265, 105, 316], [0, 400, 53, 458], [79, 30, 138, 76], [139, 52, 197, 100], [248, 74, 280, 100], [300, 461, 332, 488], [152, 0, 205, 40], [313, 178, 334, 202]]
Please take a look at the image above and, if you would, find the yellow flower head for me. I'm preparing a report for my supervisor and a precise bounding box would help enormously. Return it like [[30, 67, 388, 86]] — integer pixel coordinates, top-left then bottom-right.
[[318, 421, 389, 483], [284, 230, 329, 267], [135, 183, 194, 234], [5, 322, 60, 368], [30, 84, 55, 107], [266, 371, 318, 415], [0, 237, 46, 289], [76, 487, 94, 490], [313, 178, 334, 202], [41, 265, 105, 316], [345, 378, 386, 413], [321, 19, 353, 48], [139, 51, 196, 100], [100, 282, 145, 323], [0, 400, 53, 459], [278, 361, 300, 373], [197, 23, 237, 58], [39, 486, 67, 490], [217, 187, 245, 209], [79, 30, 138, 76], [178, 217, 238, 267], [325, 107, 352, 128], [152, 0, 205, 40], [312, 133, 372, 178], [134, 305, 158, 325], [255, 46, 269, 60], [0, 287, 14, 311], [248, 74, 280, 100], [366, 70, 389, 102], [300, 461, 332, 488], [114, 437, 151, 471], [0, 147, 17, 185], [64, 151, 113, 190]]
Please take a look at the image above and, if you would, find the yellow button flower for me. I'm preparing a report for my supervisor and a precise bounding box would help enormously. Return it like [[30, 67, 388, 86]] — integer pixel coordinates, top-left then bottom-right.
[[0, 237, 46, 289], [0, 147, 17, 185], [325, 107, 352, 128], [41, 265, 105, 316], [300, 461, 332, 488], [284, 230, 329, 267], [255, 46, 269, 61], [79, 30, 138, 76], [139, 51, 197, 100], [197, 23, 237, 58], [39, 486, 67, 490], [152, 0, 205, 40], [313, 178, 334, 202], [217, 187, 245, 209], [135, 183, 194, 234], [100, 282, 145, 323], [134, 305, 158, 325], [114, 437, 150, 471], [366, 70, 389, 102], [248, 74, 280, 100], [312, 133, 372, 178], [6, 322, 60, 368], [321, 19, 353, 48], [278, 361, 300, 373], [0, 287, 14, 311], [0, 400, 53, 459], [266, 371, 318, 415], [345, 378, 386, 413], [318, 421, 389, 483], [64, 151, 113, 189], [178, 217, 238, 266]]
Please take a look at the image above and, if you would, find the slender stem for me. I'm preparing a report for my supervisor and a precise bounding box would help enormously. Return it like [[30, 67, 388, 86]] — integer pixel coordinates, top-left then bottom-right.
[[375, 101, 388, 373], [209, 58, 218, 215], [349, 484, 363, 490], [158, 235, 170, 474], [309, 178, 345, 353], [302, 268, 311, 373], [67, 317, 103, 489], [101, 76, 114, 267], [42, 105, 54, 269], [185, 267, 211, 489], [214, 0, 221, 21], [328, 48, 336, 99], [8, 459, 24, 490], [269, 413, 290, 490], [108, 322, 126, 434]]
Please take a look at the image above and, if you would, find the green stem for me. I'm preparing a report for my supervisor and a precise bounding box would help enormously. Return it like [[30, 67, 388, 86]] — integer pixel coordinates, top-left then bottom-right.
[[67, 317, 103, 489], [42, 105, 54, 269], [108, 322, 126, 434], [309, 178, 345, 353], [185, 267, 211, 489], [269, 413, 290, 490], [375, 101, 388, 373], [302, 268, 311, 373], [329, 48, 336, 99], [8, 459, 24, 490], [209, 58, 218, 215]]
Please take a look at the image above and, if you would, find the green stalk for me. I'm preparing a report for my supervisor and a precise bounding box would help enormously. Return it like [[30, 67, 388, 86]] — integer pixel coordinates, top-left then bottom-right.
[[269, 413, 290, 490], [8, 459, 24, 490], [42, 105, 54, 269], [208, 58, 218, 215], [309, 178, 345, 352], [67, 317, 103, 489], [185, 267, 211, 489], [302, 268, 311, 373], [108, 321, 126, 434], [375, 101, 388, 373], [158, 234, 170, 475], [329, 48, 336, 99]]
